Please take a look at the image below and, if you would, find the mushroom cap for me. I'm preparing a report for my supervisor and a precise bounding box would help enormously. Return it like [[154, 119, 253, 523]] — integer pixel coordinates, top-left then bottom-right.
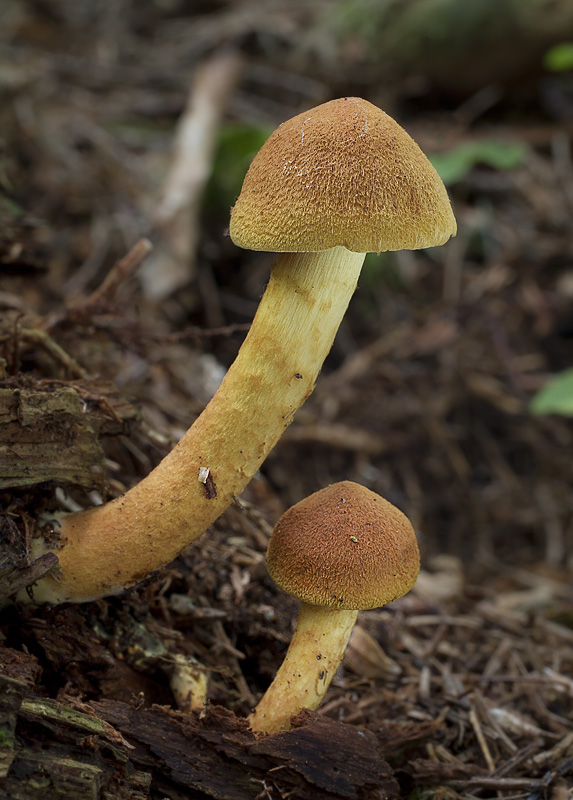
[[267, 481, 420, 610], [230, 96, 456, 254]]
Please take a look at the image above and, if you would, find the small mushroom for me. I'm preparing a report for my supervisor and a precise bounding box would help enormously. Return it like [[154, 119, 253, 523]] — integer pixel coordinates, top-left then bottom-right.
[[249, 481, 420, 734], [26, 97, 451, 604]]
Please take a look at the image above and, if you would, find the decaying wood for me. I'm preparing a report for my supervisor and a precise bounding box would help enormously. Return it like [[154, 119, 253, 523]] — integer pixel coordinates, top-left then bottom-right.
[[0, 552, 58, 601], [250, 711, 399, 798], [0, 383, 139, 490], [94, 701, 399, 800], [0, 674, 24, 779], [0, 642, 399, 800], [0, 671, 150, 800]]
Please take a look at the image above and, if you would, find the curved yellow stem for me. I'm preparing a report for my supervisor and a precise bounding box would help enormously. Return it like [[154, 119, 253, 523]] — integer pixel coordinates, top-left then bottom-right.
[[26, 248, 365, 603]]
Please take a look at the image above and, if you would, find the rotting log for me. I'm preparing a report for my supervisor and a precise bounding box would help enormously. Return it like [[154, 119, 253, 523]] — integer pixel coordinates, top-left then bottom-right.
[[0, 672, 151, 800], [0, 644, 399, 799], [0, 383, 139, 490], [0, 381, 141, 602], [0, 674, 23, 779], [94, 701, 399, 799]]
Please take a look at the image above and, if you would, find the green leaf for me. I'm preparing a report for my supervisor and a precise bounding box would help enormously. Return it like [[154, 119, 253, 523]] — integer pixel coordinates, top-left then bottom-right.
[[530, 369, 573, 416], [544, 42, 573, 73], [429, 140, 527, 186], [207, 122, 273, 210]]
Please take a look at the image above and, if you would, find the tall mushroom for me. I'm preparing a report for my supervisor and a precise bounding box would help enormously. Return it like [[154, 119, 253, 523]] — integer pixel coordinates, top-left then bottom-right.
[[249, 481, 420, 734], [26, 97, 454, 604]]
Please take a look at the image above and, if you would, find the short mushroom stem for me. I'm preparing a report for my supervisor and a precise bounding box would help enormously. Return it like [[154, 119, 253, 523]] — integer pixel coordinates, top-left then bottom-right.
[[249, 604, 358, 734], [253, 481, 421, 734], [26, 247, 365, 604]]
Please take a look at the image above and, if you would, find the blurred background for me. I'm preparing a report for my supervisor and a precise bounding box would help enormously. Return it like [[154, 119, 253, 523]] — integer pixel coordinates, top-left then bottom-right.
[[1, 0, 573, 577]]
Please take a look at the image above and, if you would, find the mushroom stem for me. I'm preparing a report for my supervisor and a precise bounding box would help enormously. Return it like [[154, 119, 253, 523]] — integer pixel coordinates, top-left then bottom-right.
[[169, 654, 210, 712], [249, 604, 358, 734], [26, 247, 365, 604]]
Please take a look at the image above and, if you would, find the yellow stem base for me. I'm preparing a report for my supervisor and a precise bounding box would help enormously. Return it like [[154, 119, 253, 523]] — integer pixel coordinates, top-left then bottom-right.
[[249, 604, 358, 734]]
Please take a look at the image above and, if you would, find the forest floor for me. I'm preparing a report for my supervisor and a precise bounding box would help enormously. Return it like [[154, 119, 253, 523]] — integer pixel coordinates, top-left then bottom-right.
[[0, 2, 572, 798]]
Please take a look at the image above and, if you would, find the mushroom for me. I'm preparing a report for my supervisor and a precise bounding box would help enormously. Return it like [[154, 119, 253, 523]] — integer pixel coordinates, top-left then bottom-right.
[[249, 481, 420, 734], [26, 97, 453, 604]]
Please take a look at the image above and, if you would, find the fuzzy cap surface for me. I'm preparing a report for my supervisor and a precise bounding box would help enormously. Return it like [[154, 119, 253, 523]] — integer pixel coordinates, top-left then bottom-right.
[[267, 481, 420, 610], [230, 97, 456, 254]]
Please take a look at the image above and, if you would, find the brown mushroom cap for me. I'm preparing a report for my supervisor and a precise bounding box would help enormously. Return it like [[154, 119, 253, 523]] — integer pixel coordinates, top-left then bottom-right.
[[267, 481, 420, 610], [230, 96, 456, 254]]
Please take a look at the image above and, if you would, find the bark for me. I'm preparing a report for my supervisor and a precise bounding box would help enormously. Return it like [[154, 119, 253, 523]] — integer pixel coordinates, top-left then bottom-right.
[[95, 701, 400, 800], [0, 384, 139, 490], [1, 637, 398, 799], [0, 672, 151, 799]]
